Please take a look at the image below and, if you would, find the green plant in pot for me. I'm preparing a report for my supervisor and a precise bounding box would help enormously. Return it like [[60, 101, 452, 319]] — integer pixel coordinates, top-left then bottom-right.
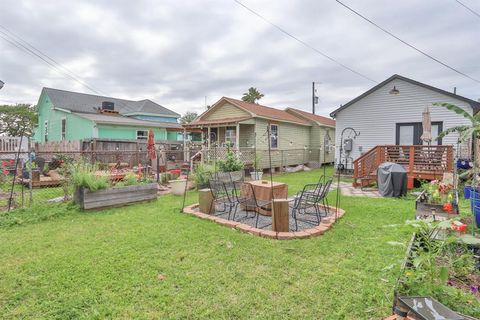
[[217, 143, 244, 172], [250, 153, 263, 180], [193, 163, 216, 189]]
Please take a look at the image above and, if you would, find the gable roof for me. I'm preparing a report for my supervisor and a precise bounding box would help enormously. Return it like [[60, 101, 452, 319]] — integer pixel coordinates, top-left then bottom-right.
[[329, 74, 480, 118], [189, 97, 310, 126], [43, 87, 180, 117], [285, 107, 336, 127]]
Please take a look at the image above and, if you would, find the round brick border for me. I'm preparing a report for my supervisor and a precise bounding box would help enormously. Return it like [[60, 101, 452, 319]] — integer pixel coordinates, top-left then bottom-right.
[[182, 204, 345, 240]]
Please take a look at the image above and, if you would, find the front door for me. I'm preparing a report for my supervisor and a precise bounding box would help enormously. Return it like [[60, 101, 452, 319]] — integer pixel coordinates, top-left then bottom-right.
[[396, 122, 443, 145]]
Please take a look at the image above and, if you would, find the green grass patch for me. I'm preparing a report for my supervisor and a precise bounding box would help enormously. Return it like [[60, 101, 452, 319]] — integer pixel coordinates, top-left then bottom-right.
[[0, 169, 435, 319]]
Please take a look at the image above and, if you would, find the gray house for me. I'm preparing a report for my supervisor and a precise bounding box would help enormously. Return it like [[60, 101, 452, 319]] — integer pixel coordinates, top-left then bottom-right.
[[330, 74, 480, 170]]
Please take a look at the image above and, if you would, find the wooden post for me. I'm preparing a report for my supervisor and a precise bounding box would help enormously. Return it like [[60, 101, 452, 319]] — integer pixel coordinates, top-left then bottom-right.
[[199, 188, 214, 215], [272, 199, 289, 232], [408, 146, 415, 189]]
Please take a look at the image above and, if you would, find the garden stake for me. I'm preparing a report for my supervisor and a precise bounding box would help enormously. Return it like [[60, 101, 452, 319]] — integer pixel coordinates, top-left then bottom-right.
[[7, 134, 24, 212]]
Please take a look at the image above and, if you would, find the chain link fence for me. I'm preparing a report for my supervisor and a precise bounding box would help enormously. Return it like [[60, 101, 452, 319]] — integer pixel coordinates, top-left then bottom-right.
[[0, 149, 178, 212]]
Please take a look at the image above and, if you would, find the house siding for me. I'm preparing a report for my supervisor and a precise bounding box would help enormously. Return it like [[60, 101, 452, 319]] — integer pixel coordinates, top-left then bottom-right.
[[204, 102, 250, 120], [334, 78, 473, 169], [35, 91, 95, 142], [97, 125, 168, 140]]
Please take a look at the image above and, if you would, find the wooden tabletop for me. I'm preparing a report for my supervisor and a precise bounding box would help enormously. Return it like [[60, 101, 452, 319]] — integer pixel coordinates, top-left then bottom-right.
[[248, 180, 286, 188]]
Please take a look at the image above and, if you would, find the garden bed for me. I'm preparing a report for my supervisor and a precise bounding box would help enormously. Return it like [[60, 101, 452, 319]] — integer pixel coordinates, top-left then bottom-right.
[[415, 190, 459, 220], [74, 183, 158, 210], [394, 226, 480, 319]]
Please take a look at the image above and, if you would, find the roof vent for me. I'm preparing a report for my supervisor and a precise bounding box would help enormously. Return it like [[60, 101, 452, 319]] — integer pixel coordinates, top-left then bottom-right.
[[102, 101, 115, 110]]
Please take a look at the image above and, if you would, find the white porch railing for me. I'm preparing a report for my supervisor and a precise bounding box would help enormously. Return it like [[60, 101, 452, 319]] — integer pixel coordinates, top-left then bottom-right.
[[0, 136, 29, 153]]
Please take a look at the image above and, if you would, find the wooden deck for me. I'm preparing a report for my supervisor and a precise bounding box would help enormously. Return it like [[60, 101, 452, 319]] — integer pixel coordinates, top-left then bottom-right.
[[353, 145, 453, 189]]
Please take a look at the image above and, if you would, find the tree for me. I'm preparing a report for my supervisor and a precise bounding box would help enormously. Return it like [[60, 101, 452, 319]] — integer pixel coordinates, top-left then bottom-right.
[[0, 104, 37, 137], [435, 102, 480, 184], [179, 111, 198, 124], [241, 87, 264, 104]]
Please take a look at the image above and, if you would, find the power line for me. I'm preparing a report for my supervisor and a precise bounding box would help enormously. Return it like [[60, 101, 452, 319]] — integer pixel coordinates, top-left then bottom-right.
[[335, 0, 480, 84], [232, 0, 377, 83], [455, 0, 480, 19], [0, 26, 102, 94], [0, 26, 140, 113]]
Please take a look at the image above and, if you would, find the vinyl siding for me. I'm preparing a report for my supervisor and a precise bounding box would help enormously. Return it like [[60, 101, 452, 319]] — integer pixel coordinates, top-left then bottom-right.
[[334, 78, 473, 169], [204, 102, 250, 120], [35, 90, 95, 142]]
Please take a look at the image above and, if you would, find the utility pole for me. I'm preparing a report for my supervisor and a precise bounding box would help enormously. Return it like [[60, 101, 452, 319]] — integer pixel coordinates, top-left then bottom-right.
[[312, 82, 319, 114]]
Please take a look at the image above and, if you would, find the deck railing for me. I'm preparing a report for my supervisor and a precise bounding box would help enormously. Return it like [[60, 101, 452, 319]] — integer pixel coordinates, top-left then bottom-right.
[[353, 145, 453, 186]]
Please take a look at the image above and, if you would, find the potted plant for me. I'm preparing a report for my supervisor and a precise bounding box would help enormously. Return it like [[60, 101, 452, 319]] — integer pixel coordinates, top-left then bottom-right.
[[193, 163, 215, 190], [250, 154, 263, 180], [217, 143, 244, 175], [29, 162, 40, 182], [169, 178, 188, 196]]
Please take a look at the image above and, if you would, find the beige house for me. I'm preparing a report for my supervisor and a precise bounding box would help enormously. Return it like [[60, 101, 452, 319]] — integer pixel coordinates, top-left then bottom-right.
[[184, 97, 335, 170]]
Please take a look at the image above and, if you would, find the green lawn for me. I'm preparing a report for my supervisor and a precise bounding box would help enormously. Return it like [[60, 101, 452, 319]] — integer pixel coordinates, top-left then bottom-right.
[[0, 169, 416, 319]]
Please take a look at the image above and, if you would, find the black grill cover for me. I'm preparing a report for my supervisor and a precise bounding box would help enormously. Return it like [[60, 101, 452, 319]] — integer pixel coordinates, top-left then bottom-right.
[[377, 162, 407, 197]]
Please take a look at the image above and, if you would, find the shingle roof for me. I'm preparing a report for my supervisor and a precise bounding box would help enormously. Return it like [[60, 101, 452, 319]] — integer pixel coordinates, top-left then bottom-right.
[[43, 87, 180, 117], [73, 112, 183, 129], [220, 97, 310, 125], [330, 74, 480, 117], [185, 116, 252, 127], [285, 107, 336, 127]]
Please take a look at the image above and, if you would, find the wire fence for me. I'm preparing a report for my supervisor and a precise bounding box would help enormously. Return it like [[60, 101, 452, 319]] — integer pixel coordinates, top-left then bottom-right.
[[0, 146, 334, 212], [0, 150, 173, 212]]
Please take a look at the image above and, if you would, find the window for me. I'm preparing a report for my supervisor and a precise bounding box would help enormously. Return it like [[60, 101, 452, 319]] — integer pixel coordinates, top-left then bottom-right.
[[225, 126, 237, 146], [396, 122, 443, 145], [44, 121, 48, 142], [270, 124, 278, 148], [137, 130, 148, 140], [61, 118, 66, 140]]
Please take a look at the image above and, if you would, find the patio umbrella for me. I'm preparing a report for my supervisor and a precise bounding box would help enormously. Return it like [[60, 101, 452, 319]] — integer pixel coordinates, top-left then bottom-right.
[[147, 129, 156, 160], [420, 106, 432, 145]]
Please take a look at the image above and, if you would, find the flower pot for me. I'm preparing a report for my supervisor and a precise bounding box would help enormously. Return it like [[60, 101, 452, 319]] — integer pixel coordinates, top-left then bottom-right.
[[470, 189, 480, 228], [464, 185, 472, 199], [169, 179, 187, 196], [250, 171, 263, 180], [31, 169, 40, 182]]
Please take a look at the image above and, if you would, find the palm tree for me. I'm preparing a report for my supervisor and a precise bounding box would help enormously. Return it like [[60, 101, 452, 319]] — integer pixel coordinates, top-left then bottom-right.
[[435, 102, 480, 184], [241, 87, 264, 104]]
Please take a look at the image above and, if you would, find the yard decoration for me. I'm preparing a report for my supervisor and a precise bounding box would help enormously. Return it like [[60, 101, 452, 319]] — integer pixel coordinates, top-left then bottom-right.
[[415, 180, 458, 219]]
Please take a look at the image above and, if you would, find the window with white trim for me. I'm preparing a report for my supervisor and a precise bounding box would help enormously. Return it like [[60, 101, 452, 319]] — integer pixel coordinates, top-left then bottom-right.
[[61, 118, 66, 140], [270, 124, 278, 148], [137, 130, 148, 140], [44, 121, 49, 142]]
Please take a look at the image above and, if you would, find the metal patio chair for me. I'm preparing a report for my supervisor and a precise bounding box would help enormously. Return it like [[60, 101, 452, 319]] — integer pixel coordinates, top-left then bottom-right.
[[231, 182, 271, 229], [209, 179, 236, 219], [290, 182, 323, 231]]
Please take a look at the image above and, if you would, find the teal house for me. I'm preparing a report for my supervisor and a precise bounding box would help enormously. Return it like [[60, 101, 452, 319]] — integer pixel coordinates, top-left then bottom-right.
[[33, 88, 183, 143]]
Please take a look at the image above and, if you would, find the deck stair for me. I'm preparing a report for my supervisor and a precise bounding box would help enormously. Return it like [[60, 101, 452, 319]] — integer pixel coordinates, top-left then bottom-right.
[[353, 145, 453, 189]]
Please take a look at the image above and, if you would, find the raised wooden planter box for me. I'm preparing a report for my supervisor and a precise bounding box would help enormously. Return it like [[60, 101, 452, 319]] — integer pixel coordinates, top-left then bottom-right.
[[74, 183, 158, 210], [415, 190, 458, 219]]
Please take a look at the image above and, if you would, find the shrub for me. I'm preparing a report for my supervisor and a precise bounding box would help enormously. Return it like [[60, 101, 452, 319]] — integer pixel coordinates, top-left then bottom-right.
[[193, 163, 216, 188], [218, 144, 244, 172], [70, 161, 110, 191]]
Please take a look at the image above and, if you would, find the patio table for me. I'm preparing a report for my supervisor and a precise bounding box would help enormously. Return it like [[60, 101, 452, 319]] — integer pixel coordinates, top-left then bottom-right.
[[243, 180, 288, 216]]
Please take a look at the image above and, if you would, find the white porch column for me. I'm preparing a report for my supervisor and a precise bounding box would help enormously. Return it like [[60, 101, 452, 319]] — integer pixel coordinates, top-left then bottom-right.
[[207, 126, 211, 149], [236, 123, 240, 151]]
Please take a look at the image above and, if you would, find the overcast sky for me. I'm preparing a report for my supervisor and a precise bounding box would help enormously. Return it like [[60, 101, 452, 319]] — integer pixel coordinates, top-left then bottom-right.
[[0, 0, 479, 117]]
